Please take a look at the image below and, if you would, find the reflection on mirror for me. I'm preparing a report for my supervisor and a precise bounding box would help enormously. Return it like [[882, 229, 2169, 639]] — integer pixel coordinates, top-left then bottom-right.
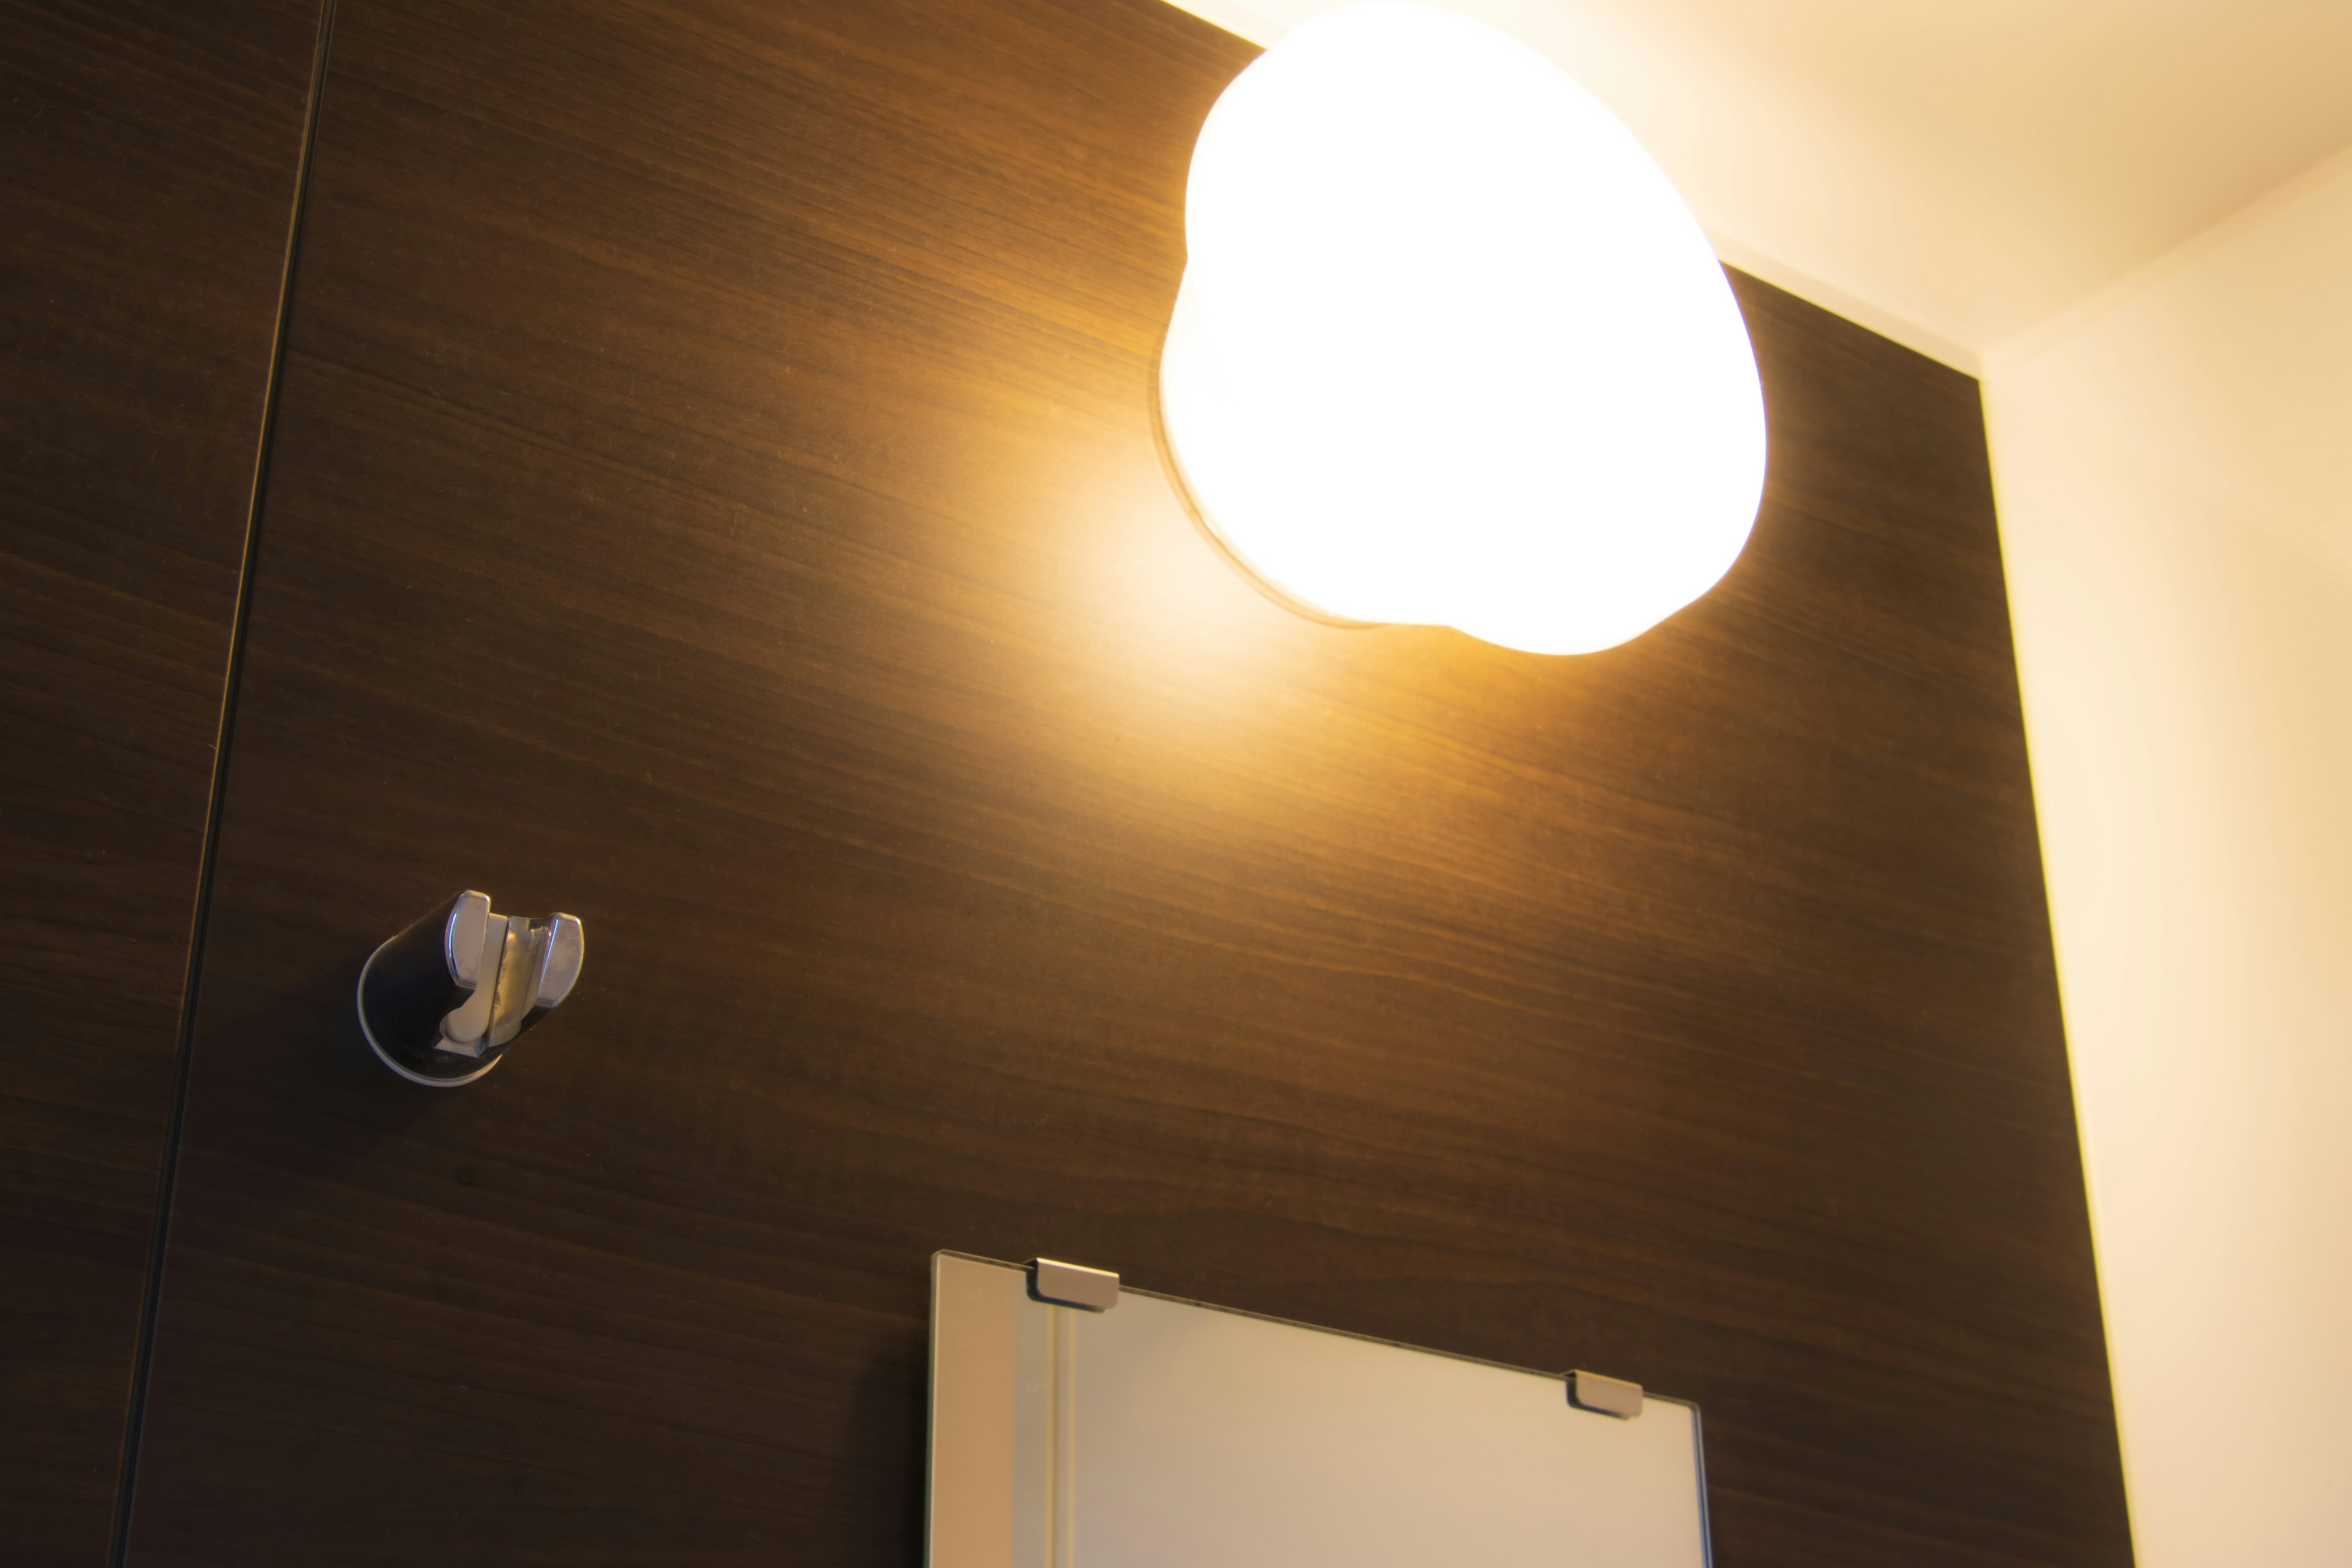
[[927, 1253, 1711, 1567]]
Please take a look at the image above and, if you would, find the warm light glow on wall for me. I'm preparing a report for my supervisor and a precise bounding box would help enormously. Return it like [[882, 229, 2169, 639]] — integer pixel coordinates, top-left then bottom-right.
[[1159, 1, 1766, 655]]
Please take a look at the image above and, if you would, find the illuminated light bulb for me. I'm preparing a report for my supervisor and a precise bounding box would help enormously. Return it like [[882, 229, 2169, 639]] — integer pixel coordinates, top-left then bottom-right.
[[1158, 1, 1766, 656]]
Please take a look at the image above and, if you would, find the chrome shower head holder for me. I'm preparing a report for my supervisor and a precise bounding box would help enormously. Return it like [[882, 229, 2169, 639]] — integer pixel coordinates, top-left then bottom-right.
[[356, 890, 584, 1087]]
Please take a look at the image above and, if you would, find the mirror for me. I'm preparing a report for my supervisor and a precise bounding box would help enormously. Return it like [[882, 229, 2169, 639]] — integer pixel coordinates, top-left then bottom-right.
[[927, 1252, 1711, 1567]]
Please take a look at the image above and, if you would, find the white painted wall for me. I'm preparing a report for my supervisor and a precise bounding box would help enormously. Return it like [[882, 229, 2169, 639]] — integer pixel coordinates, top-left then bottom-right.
[[1984, 149, 2352, 1568]]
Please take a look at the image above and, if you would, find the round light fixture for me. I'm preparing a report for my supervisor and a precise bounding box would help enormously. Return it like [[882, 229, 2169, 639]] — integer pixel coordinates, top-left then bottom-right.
[[1158, 1, 1767, 656]]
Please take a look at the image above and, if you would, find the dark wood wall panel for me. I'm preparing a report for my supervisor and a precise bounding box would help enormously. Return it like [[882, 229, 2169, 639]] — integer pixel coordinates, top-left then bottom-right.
[[124, 0, 2132, 1563], [0, 2, 322, 1560]]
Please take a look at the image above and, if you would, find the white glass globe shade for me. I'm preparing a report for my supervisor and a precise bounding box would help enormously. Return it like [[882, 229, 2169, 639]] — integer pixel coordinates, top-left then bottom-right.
[[1158, 1, 1767, 656]]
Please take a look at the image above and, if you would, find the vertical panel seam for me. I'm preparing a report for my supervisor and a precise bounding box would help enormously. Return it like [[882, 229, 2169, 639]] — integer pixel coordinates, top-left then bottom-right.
[[108, 2, 342, 1560]]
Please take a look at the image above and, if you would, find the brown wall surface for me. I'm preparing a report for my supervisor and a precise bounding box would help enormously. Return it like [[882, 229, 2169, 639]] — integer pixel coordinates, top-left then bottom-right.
[[0, 2, 322, 1561], [94, 0, 2129, 1564]]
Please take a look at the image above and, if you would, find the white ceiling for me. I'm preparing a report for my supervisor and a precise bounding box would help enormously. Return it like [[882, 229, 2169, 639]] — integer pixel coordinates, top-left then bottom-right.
[[1167, 0, 2352, 371]]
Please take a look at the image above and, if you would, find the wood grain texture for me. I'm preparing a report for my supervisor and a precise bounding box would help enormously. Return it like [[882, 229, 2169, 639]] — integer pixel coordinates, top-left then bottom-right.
[[0, 2, 321, 1560], [125, 0, 2133, 1562]]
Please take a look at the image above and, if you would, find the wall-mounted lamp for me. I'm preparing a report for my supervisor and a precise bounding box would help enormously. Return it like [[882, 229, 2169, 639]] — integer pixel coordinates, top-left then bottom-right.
[[1158, 1, 1766, 655]]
